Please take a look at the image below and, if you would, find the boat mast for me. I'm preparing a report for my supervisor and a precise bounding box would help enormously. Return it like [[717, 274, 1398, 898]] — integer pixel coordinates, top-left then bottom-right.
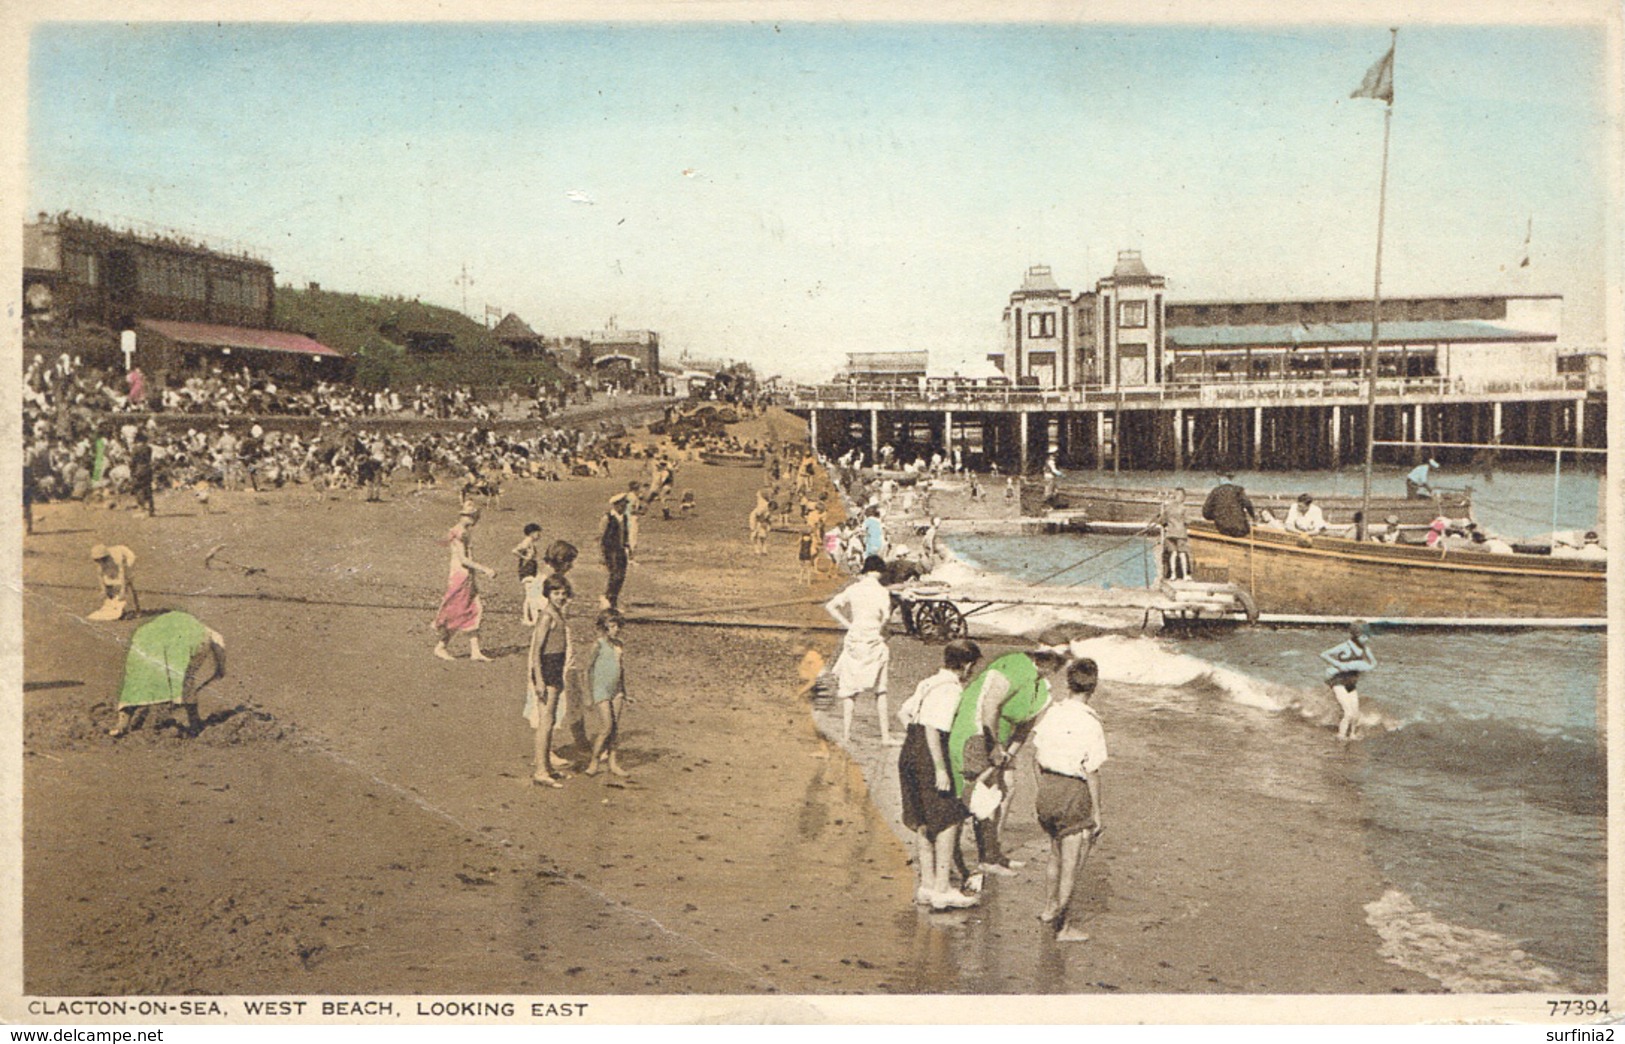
[[1358, 28, 1397, 541]]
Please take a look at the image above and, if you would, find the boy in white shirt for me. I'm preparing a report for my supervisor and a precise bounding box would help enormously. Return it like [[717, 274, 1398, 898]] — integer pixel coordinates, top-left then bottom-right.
[[1030, 658, 1108, 941], [896, 639, 983, 912]]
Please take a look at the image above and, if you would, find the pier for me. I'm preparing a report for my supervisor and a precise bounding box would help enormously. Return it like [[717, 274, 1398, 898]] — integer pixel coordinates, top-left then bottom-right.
[[791, 375, 1604, 472]]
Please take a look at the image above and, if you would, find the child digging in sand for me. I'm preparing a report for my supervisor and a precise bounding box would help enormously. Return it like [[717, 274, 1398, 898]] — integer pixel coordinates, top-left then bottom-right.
[[584, 609, 631, 778], [1030, 657, 1108, 941]]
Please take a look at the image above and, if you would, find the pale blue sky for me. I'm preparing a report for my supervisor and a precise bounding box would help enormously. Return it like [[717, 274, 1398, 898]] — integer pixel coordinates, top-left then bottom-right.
[[26, 20, 1612, 380]]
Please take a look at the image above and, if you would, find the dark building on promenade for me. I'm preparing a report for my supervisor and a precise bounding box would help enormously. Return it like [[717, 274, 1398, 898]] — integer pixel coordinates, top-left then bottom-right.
[[22, 212, 348, 385], [24, 212, 275, 330]]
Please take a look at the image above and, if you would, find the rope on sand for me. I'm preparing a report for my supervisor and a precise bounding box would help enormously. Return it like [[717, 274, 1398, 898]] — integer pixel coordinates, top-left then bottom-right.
[[635, 594, 829, 618], [622, 613, 845, 633], [29, 580, 845, 630]]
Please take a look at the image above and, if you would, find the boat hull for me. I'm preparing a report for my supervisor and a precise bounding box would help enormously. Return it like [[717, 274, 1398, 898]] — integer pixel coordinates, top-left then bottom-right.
[[1035, 482, 1470, 527], [1185, 521, 1604, 620]]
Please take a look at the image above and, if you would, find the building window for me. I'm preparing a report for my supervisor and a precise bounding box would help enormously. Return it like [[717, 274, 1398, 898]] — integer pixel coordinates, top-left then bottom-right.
[[1027, 312, 1056, 339], [1119, 300, 1147, 328]]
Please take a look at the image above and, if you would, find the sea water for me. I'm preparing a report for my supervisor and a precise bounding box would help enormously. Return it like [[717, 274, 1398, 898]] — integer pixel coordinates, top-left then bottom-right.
[[939, 464, 1606, 991]]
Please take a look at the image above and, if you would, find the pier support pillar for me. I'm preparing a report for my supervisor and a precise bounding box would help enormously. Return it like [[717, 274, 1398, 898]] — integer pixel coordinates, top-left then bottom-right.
[[1096, 412, 1106, 468], [870, 409, 880, 461], [809, 409, 819, 455], [1173, 408, 1184, 471], [943, 410, 953, 463], [1019, 413, 1030, 475], [1413, 404, 1424, 448], [1331, 406, 1341, 466], [1493, 401, 1503, 444], [1575, 398, 1586, 448], [1252, 406, 1262, 469]]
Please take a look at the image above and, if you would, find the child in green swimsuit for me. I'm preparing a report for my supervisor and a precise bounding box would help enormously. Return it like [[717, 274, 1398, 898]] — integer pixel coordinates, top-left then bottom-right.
[[584, 609, 630, 777]]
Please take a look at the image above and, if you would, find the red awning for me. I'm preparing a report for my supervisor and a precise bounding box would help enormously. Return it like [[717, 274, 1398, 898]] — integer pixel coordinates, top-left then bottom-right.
[[139, 319, 345, 358]]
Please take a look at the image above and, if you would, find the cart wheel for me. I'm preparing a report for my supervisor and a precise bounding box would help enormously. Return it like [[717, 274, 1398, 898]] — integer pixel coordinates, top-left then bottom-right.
[[913, 600, 946, 643], [916, 600, 966, 643]]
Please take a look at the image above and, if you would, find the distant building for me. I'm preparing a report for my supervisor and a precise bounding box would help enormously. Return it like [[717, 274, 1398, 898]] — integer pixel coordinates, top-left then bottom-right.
[[843, 351, 929, 389], [23, 212, 275, 330], [994, 251, 1562, 391], [492, 312, 548, 357], [580, 322, 660, 378], [661, 350, 731, 397]]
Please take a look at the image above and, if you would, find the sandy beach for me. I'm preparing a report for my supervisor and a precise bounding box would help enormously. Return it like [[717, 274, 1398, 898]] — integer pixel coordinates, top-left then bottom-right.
[[20, 409, 1438, 1000]]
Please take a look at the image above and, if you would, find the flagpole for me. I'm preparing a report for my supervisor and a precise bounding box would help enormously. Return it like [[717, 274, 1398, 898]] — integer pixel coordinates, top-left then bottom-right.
[[1358, 28, 1397, 541]]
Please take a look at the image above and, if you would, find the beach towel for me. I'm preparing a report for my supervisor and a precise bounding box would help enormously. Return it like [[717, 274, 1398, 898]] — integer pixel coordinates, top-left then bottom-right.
[[118, 612, 221, 708]]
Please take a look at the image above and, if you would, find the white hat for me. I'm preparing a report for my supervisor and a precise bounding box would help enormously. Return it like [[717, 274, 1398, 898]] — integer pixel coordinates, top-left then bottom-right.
[[1427, 458, 1440, 468]]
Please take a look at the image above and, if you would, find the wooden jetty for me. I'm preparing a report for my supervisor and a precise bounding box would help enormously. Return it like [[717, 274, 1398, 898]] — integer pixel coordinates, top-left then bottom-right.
[[893, 576, 1255, 639]]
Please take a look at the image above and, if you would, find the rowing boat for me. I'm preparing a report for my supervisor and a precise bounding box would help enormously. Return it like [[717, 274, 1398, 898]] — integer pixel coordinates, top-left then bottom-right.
[[1184, 519, 1604, 621], [1027, 481, 1470, 527]]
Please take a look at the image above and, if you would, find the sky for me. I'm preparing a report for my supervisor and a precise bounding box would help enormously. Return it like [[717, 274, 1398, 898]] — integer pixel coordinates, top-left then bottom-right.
[[23, 15, 1617, 382]]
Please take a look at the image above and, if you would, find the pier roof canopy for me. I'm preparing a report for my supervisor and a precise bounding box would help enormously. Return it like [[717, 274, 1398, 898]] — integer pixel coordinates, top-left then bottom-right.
[[1166, 319, 1556, 349]]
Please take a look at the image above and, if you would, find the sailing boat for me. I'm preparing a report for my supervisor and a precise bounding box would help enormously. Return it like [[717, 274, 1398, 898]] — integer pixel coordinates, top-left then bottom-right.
[[1184, 32, 1606, 625]]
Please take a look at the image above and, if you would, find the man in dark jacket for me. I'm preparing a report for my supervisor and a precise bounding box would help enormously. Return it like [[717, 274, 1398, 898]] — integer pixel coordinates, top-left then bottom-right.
[[130, 433, 155, 517], [1201, 475, 1256, 537]]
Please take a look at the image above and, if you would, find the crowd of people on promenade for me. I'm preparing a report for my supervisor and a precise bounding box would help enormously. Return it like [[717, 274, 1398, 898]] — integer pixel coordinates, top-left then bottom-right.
[[23, 414, 636, 518], [25, 353, 596, 423], [21, 356, 653, 518]]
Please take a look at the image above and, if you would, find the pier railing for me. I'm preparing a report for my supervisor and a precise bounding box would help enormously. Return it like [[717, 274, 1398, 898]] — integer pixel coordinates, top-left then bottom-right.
[[790, 373, 1592, 410]]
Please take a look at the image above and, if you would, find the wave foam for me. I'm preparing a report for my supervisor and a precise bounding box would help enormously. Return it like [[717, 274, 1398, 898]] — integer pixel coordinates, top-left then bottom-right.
[[1365, 889, 1565, 993], [927, 556, 1402, 731]]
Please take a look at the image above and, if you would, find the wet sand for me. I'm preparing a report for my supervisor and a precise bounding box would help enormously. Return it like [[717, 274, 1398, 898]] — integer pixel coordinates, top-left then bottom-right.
[[19, 408, 1436, 1001]]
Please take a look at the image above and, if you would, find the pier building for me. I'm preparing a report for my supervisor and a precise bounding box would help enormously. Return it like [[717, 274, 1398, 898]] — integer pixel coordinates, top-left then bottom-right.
[[794, 252, 1604, 472]]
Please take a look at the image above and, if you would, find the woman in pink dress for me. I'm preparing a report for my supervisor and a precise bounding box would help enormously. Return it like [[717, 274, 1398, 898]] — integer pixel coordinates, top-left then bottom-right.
[[434, 505, 497, 661]]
